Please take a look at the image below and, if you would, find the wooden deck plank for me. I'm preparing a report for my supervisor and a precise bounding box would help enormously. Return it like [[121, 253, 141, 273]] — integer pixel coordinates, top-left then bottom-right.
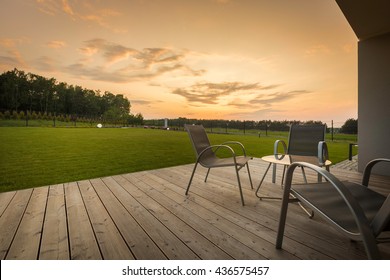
[[0, 191, 16, 217], [78, 180, 135, 260], [64, 182, 101, 260], [6, 187, 48, 259], [90, 177, 166, 259], [39, 184, 69, 260], [0, 189, 32, 259]]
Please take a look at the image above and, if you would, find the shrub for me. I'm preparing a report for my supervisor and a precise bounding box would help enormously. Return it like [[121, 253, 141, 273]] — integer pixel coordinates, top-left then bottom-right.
[[340, 118, 358, 134], [12, 110, 19, 119]]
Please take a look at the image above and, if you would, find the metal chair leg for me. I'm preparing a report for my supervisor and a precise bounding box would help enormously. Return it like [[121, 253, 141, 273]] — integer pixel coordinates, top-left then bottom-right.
[[276, 183, 292, 249], [301, 166, 307, 183], [204, 168, 211, 182], [234, 166, 245, 206], [246, 163, 253, 189], [298, 166, 314, 218], [186, 162, 199, 195], [281, 165, 286, 189], [298, 201, 314, 218]]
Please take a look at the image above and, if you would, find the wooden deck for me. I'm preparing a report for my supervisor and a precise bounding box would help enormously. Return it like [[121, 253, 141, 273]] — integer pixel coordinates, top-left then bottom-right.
[[0, 158, 389, 260]]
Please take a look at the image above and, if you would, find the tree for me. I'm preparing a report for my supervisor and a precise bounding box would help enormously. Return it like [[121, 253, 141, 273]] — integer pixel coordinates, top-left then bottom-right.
[[127, 113, 144, 126], [0, 68, 133, 121], [340, 118, 358, 134]]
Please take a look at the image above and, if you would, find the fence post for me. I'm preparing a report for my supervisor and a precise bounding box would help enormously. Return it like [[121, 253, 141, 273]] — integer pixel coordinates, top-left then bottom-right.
[[331, 120, 334, 141], [349, 143, 358, 160]]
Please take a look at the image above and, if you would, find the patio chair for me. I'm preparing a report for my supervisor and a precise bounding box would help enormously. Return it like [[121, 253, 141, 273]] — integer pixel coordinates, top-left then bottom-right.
[[273, 124, 330, 217], [276, 158, 390, 259], [273, 124, 330, 185], [184, 124, 253, 206]]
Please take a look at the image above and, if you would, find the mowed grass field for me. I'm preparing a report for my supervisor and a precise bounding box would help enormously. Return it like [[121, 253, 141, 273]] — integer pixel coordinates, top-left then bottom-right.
[[0, 127, 357, 192]]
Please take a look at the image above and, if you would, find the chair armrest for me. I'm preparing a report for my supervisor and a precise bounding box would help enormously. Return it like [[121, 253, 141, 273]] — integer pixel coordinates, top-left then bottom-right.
[[198, 144, 236, 160], [284, 161, 380, 259], [274, 140, 287, 158], [220, 141, 247, 156], [318, 141, 329, 166], [362, 158, 390, 186]]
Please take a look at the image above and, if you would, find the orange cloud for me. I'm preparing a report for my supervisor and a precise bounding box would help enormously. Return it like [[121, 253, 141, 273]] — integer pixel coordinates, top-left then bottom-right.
[[35, 0, 122, 32], [0, 38, 29, 70], [46, 40, 66, 49], [64, 39, 205, 82], [0, 50, 26, 69], [171, 82, 279, 106], [61, 0, 74, 16]]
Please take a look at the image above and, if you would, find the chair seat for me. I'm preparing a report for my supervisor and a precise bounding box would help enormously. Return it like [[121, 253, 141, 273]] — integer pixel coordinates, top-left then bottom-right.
[[289, 155, 326, 166], [200, 155, 252, 168], [292, 181, 386, 233]]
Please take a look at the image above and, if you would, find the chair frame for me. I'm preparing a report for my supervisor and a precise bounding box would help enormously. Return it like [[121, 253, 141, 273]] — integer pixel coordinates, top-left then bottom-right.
[[276, 158, 390, 259], [185, 124, 253, 206]]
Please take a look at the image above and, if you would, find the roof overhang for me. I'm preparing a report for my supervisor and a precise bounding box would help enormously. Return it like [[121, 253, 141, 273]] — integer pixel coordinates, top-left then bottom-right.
[[336, 0, 390, 40]]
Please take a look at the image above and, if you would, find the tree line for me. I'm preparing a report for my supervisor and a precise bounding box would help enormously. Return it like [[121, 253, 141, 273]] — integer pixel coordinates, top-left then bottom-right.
[[0, 68, 143, 125], [145, 117, 357, 134], [146, 118, 325, 132]]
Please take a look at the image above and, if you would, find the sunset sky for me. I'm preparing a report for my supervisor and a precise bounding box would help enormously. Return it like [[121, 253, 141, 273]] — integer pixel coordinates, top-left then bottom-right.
[[0, 0, 358, 126]]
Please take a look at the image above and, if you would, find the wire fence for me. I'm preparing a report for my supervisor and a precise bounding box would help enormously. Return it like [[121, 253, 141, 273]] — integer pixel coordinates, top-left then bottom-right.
[[0, 110, 357, 142], [0, 109, 137, 128]]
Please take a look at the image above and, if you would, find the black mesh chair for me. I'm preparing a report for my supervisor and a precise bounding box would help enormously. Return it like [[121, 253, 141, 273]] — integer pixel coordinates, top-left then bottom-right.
[[272, 124, 331, 217], [184, 124, 253, 206], [274, 124, 331, 185], [276, 158, 390, 259]]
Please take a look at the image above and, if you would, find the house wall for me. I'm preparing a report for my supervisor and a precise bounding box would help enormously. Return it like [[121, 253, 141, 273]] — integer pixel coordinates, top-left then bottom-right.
[[358, 32, 390, 174]]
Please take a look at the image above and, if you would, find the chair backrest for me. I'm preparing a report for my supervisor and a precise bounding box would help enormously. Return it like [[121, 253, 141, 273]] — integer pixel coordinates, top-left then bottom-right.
[[287, 124, 326, 156], [185, 124, 215, 158]]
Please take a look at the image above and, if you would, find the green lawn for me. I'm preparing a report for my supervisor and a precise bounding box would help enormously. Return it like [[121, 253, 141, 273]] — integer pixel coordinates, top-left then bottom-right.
[[0, 127, 357, 192]]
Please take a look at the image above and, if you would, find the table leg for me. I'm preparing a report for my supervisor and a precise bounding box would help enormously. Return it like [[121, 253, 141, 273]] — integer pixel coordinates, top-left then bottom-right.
[[272, 163, 277, 183], [255, 162, 282, 200]]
